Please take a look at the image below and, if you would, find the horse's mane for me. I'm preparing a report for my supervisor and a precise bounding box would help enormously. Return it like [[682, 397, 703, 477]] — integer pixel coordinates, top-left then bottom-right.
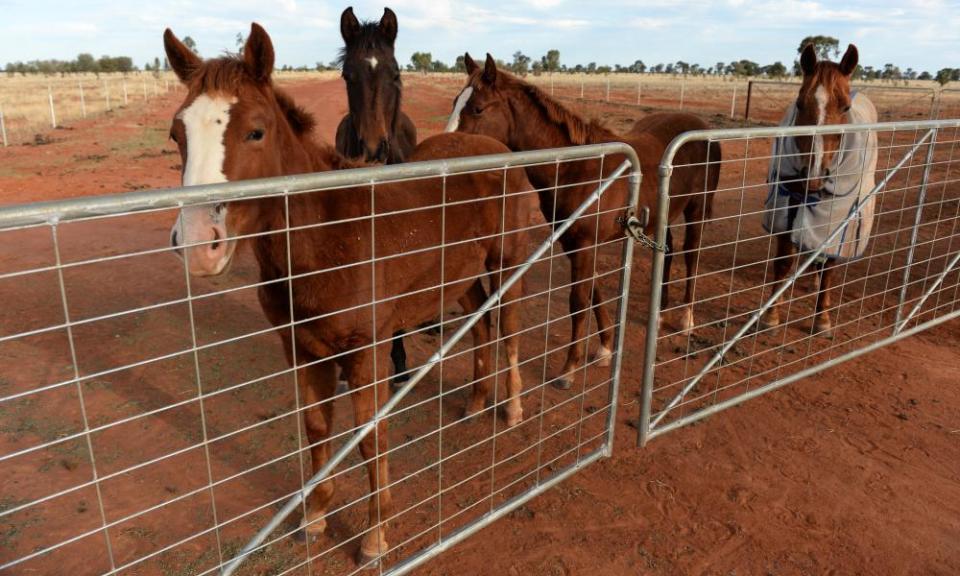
[[492, 70, 614, 146], [336, 20, 394, 67]]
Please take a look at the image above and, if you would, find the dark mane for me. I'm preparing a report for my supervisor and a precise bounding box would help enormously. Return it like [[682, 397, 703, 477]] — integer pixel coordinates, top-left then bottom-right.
[[491, 70, 613, 146], [337, 20, 393, 66], [274, 89, 317, 137]]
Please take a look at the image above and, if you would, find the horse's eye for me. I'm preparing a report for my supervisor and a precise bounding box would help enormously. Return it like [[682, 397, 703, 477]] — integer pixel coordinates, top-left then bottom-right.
[[169, 129, 178, 144], [842, 105, 851, 113], [246, 129, 264, 142], [472, 105, 484, 115]]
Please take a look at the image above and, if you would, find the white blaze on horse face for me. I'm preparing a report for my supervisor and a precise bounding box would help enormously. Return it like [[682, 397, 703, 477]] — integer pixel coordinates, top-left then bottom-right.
[[445, 86, 473, 133], [811, 84, 828, 178], [367, 56, 378, 70], [171, 94, 238, 276]]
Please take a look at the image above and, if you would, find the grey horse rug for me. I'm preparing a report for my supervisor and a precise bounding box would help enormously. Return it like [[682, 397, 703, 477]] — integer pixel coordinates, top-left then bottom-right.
[[762, 91, 879, 260]]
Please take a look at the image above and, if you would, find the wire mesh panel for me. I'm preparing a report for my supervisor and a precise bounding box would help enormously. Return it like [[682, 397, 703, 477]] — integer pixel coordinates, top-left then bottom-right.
[[637, 119, 960, 444], [0, 143, 639, 575]]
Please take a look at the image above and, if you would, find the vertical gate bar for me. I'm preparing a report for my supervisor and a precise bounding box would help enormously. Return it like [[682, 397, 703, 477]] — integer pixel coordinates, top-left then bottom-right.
[[637, 161, 673, 446], [730, 85, 737, 118], [895, 128, 939, 333], [604, 165, 641, 455], [178, 213, 227, 571], [50, 223, 118, 572], [221, 160, 635, 576]]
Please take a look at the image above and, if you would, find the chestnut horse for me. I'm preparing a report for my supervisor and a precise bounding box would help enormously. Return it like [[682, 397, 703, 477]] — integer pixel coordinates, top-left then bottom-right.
[[760, 44, 878, 335], [164, 25, 531, 565], [335, 6, 419, 386], [448, 54, 721, 389]]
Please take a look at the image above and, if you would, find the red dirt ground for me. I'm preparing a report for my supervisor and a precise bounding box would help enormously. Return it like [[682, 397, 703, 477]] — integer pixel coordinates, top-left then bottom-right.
[[1, 77, 958, 576]]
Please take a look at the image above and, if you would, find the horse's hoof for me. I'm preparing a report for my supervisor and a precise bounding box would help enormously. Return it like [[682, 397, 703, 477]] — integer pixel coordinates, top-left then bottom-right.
[[355, 547, 382, 569], [505, 406, 523, 427], [592, 346, 613, 368], [390, 373, 410, 391], [462, 404, 484, 421], [813, 323, 834, 339], [679, 308, 695, 334], [757, 314, 780, 332], [552, 376, 572, 391]]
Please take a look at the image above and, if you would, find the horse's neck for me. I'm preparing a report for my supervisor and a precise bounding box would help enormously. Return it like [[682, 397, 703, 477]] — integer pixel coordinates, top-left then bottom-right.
[[512, 95, 614, 189]]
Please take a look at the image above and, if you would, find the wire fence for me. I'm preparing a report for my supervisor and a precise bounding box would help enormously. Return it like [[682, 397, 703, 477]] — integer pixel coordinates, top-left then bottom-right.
[[0, 143, 639, 575], [0, 73, 180, 146], [637, 118, 960, 444]]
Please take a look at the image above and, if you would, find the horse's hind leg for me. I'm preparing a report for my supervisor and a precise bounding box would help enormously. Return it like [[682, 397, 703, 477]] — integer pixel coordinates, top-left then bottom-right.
[[680, 202, 706, 333], [460, 280, 493, 419], [813, 259, 836, 336], [557, 239, 595, 390], [658, 228, 674, 330], [389, 331, 409, 388], [760, 233, 797, 329]]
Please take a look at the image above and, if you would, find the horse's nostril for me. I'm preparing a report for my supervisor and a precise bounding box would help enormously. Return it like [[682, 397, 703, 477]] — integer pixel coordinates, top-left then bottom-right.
[[210, 228, 222, 251], [171, 229, 179, 247]]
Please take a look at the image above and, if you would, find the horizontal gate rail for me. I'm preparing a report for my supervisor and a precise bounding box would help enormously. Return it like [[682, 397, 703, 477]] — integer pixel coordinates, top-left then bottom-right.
[[639, 118, 960, 446], [0, 143, 640, 576]]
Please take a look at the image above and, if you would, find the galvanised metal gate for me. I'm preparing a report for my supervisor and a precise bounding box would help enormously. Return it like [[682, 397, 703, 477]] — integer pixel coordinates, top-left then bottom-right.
[[638, 119, 960, 445], [0, 143, 640, 575]]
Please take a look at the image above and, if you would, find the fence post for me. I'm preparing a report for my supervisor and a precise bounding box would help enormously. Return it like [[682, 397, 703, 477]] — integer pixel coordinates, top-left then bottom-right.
[[550, 74, 554, 96], [47, 85, 57, 129], [580, 78, 584, 99], [744, 80, 754, 122], [0, 103, 7, 147], [894, 127, 940, 333], [165, 79, 170, 92], [730, 84, 738, 118], [679, 78, 685, 110], [122, 79, 129, 106], [79, 81, 86, 118], [606, 77, 610, 102], [104, 80, 111, 110], [143, 77, 148, 100], [637, 80, 642, 105]]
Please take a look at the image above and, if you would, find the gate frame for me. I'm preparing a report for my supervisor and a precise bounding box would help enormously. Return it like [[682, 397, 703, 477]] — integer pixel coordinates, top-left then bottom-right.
[[638, 118, 960, 446], [0, 142, 642, 576]]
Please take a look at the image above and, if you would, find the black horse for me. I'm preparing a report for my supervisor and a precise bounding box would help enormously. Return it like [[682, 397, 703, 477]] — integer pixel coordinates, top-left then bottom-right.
[[336, 7, 417, 163], [336, 7, 419, 385]]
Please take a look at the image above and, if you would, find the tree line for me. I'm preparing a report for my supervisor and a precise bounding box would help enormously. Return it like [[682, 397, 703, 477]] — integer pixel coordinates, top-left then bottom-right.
[[7, 34, 957, 86], [406, 36, 957, 86]]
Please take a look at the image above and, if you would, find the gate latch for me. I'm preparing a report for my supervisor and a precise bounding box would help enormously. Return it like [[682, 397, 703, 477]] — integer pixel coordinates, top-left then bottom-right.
[[623, 207, 667, 252]]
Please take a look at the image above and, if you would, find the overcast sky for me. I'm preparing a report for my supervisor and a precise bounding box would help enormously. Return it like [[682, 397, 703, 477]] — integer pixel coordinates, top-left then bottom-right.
[[1, 0, 958, 73]]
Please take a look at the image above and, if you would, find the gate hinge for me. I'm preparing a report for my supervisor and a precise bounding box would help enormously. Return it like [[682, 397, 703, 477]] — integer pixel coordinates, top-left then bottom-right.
[[622, 207, 667, 252]]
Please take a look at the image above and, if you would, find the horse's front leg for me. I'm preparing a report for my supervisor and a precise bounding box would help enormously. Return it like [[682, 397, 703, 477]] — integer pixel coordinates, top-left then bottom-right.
[[813, 259, 836, 336], [760, 233, 798, 329], [343, 345, 393, 567]]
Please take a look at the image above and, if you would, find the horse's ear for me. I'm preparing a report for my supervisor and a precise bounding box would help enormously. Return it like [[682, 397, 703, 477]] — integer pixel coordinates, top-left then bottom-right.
[[800, 43, 817, 76], [839, 44, 858, 76], [244, 23, 274, 83], [163, 29, 201, 83], [379, 7, 398, 45], [483, 53, 498, 85], [341, 7, 361, 43], [464, 52, 478, 75]]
